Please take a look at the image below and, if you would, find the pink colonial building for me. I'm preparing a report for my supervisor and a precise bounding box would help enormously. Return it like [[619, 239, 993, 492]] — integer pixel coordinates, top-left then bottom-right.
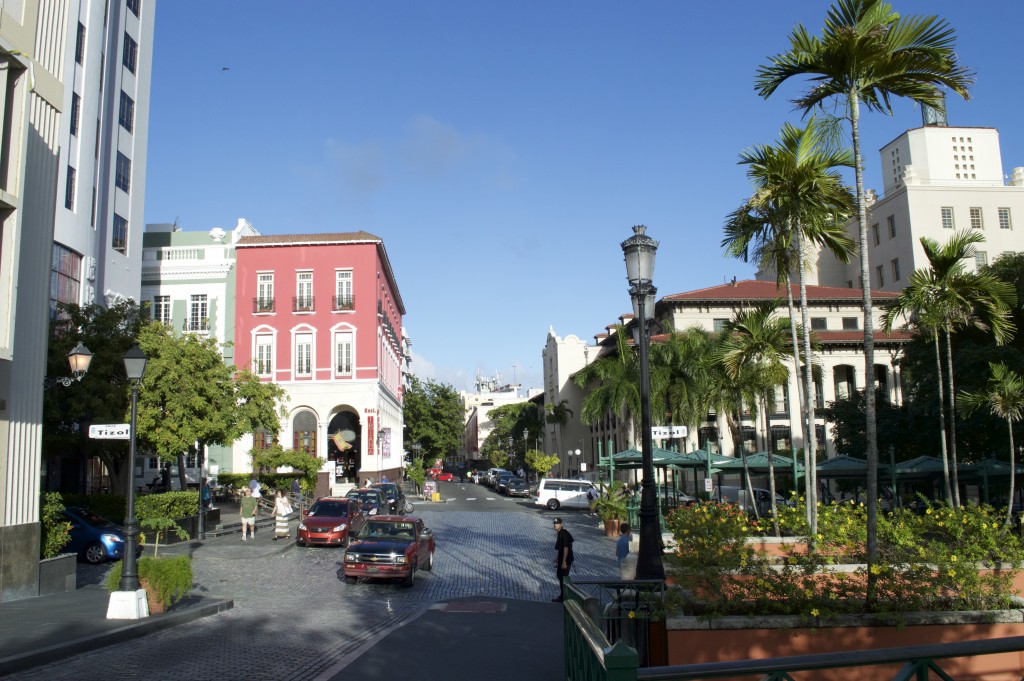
[[234, 232, 405, 494]]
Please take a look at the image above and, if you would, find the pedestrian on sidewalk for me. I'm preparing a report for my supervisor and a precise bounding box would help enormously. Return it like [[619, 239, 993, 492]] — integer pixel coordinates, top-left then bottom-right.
[[240, 488, 258, 541], [273, 489, 293, 540], [291, 478, 301, 498], [616, 523, 637, 579], [551, 517, 574, 602], [249, 475, 262, 498]]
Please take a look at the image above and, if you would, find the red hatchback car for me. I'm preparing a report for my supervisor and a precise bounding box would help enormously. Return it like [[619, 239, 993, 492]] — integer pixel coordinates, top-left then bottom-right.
[[435, 471, 454, 482], [343, 516, 435, 587], [296, 497, 366, 547]]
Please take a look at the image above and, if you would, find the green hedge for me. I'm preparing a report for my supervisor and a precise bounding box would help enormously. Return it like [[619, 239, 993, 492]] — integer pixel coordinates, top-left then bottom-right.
[[40, 493, 72, 559], [59, 492, 198, 524], [136, 491, 199, 523], [106, 555, 192, 609], [60, 493, 127, 524]]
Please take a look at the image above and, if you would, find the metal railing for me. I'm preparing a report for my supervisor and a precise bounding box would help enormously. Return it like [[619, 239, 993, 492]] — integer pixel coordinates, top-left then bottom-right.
[[333, 295, 355, 311], [293, 296, 315, 312], [253, 297, 275, 313]]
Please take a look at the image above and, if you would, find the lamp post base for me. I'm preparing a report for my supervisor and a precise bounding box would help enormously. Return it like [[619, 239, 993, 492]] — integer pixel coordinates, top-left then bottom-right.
[[106, 589, 150, 619]]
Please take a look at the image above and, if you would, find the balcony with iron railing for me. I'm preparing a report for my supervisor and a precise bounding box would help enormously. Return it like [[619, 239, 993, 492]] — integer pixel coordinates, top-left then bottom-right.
[[333, 295, 355, 311], [184, 318, 210, 334], [293, 296, 315, 313], [253, 297, 275, 313]]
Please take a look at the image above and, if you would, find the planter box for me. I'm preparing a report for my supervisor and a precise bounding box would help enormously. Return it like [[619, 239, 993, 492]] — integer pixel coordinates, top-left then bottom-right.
[[38, 553, 76, 596], [666, 609, 1024, 680]]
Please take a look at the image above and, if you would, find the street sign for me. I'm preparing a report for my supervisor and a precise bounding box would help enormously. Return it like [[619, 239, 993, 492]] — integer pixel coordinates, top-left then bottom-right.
[[89, 423, 130, 440], [704, 478, 713, 492], [651, 425, 687, 439]]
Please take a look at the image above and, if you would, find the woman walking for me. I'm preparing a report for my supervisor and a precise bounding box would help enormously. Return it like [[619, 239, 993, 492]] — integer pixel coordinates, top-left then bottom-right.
[[273, 489, 293, 540]]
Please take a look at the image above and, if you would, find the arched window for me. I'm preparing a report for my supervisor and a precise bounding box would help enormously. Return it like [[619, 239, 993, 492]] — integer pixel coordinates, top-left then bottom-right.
[[293, 411, 317, 453]]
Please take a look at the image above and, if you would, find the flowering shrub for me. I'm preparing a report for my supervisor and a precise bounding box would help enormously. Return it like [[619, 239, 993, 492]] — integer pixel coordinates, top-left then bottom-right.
[[664, 499, 1024, 620]]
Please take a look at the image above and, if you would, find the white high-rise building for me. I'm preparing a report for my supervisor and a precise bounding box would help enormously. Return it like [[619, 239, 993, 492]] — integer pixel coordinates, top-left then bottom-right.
[[1, 2, 74, 602], [51, 0, 155, 313], [790, 123, 1024, 291]]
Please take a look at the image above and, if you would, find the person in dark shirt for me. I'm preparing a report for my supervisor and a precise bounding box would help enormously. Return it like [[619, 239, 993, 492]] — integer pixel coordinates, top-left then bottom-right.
[[552, 517, 574, 602]]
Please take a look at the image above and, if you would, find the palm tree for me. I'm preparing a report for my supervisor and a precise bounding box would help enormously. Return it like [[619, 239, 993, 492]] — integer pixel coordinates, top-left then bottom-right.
[[883, 232, 1017, 506], [718, 301, 793, 535], [573, 327, 646, 449], [756, 0, 973, 598], [544, 399, 574, 457], [958, 364, 1024, 526], [724, 117, 856, 531]]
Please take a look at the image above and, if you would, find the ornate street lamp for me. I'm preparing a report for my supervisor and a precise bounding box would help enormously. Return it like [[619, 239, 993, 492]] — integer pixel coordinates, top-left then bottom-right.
[[620, 225, 665, 581], [108, 344, 148, 619], [44, 341, 93, 388]]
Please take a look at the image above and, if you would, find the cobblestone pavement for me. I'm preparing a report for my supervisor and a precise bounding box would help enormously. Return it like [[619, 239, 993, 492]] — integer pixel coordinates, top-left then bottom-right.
[[7, 510, 616, 680]]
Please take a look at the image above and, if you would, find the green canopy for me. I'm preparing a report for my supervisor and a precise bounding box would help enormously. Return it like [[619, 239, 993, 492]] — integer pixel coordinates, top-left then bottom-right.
[[712, 451, 805, 473], [604, 448, 694, 469], [892, 455, 947, 477], [816, 455, 871, 479]]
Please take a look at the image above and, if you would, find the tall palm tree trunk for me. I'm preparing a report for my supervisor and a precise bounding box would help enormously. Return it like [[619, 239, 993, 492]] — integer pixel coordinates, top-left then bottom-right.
[[1006, 417, 1016, 528], [851, 91, 879, 604], [943, 324, 961, 507], [795, 227, 818, 533], [782, 272, 812, 529], [764, 394, 780, 537], [932, 331, 954, 502]]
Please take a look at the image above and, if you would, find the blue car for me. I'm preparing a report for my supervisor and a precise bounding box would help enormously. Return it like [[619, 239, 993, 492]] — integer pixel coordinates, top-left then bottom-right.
[[63, 507, 143, 564]]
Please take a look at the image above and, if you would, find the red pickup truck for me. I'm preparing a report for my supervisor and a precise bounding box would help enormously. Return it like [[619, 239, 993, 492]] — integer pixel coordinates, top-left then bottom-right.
[[342, 516, 435, 587]]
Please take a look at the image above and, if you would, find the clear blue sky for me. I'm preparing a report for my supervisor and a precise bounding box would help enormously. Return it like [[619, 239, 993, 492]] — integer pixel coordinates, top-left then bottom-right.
[[144, 1, 1024, 394]]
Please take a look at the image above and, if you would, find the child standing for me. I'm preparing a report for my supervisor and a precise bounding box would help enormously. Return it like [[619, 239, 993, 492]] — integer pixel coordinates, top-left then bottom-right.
[[616, 523, 636, 579]]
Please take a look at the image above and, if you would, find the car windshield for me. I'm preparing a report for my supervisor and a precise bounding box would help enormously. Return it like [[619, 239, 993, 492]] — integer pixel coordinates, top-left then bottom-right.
[[363, 521, 416, 540], [372, 484, 397, 496], [70, 509, 112, 526], [348, 491, 380, 505], [308, 501, 348, 517]]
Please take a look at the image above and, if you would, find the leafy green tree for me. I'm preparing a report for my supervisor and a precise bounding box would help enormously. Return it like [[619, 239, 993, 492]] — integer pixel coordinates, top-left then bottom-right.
[[403, 375, 463, 467], [525, 449, 559, 479], [757, 0, 973, 600], [44, 301, 149, 495], [725, 117, 856, 529], [480, 402, 540, 471], [985, 253, 1024, 353], [959, 363, 1024, 526], [406, 455, 427, 494]]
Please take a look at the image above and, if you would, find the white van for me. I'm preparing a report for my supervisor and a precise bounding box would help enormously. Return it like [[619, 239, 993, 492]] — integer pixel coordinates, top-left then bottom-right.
[[534, 478, 597, 511]]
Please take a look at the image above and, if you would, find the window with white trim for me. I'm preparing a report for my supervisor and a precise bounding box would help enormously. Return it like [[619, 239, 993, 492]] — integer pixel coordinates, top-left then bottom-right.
[[122, 32, 138, 74], [975, 251, 988, 269], [941, 207, 954, 229], [296, 271, 313, 311], [189, 294, 208, 332], [255, 335, 273, 376], [871, 223, 880, 246], [295, 333, 312, 376], [335, 270, 353, 310], [998, 207, 1012, 230], [256, 273, 274, 312], [335, 332, 353, 375], [969, 207, 983, 230], [153, 295, 171, 324]]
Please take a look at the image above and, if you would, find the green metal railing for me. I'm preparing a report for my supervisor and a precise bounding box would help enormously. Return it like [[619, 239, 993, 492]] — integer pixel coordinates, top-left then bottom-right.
[[563, 589, 1024, 681]]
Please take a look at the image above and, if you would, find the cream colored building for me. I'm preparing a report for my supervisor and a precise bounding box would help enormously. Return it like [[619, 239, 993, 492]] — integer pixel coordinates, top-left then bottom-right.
[[796, 124, 1024, 291], [541, 281, 910, 483]]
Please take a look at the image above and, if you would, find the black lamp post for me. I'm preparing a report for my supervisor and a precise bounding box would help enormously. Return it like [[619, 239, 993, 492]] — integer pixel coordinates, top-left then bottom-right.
[[119, 344, 148, 592], [620, 224, 665, 582]]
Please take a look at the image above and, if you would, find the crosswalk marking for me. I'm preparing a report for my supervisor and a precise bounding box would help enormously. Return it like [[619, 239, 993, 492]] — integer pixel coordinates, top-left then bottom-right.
[[465, 498, 476, 501]]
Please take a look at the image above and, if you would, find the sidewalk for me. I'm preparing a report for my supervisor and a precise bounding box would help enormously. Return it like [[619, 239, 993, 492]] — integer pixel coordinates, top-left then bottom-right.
[[0, 586, 232, 676]]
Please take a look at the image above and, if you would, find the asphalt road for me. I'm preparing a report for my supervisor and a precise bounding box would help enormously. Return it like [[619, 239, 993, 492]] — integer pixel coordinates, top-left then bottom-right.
[[8, 494, 618, 681]]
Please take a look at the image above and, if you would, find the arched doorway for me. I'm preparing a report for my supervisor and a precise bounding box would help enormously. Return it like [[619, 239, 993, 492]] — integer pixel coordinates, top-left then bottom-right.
[[327, 411, 360, 484]]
